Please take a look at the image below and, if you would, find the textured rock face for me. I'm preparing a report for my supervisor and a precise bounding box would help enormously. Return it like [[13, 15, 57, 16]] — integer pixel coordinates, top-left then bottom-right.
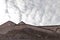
[[0, 21, 15, 34], [0, 0, 60, 26]]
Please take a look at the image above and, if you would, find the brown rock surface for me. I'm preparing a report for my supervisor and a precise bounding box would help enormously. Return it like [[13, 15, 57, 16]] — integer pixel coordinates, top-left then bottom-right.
[[0, 21, 60, 40]]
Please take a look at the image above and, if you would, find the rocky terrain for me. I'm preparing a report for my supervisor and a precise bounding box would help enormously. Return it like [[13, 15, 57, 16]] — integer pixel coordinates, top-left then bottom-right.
[[0, 21, 60, 40]]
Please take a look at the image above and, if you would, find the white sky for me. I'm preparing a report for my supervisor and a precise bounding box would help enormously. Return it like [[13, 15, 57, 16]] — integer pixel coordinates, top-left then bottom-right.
[[0, 0, 60, 26]]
